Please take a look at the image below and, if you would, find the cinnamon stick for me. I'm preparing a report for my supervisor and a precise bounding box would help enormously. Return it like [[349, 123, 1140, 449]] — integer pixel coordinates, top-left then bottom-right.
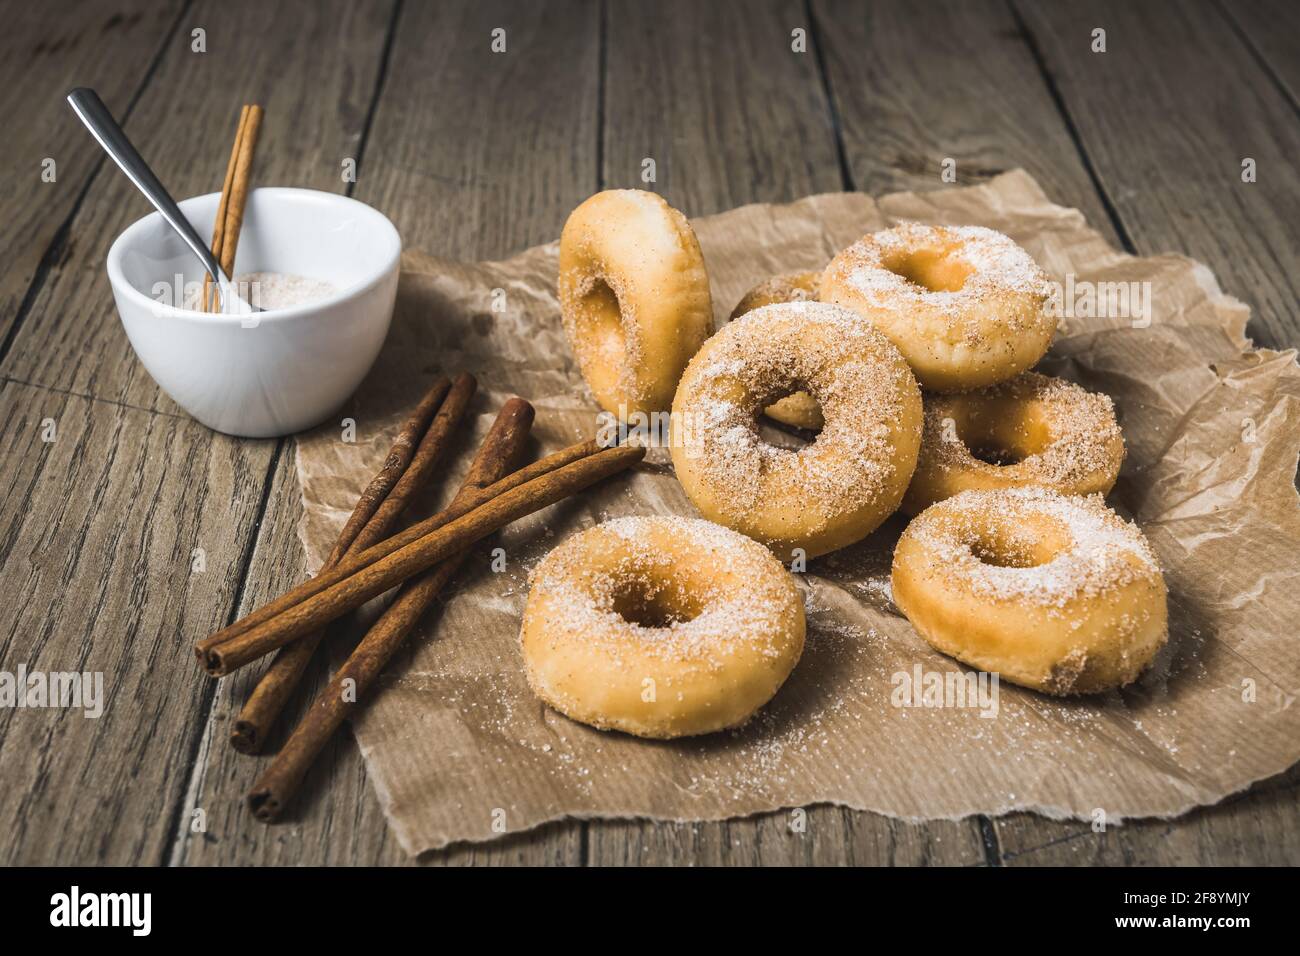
[[202, 441, 643, 676], [205, 105, 244, 310], [195, 437, 603, 666], [204, 104, 264, 312], [327, 377, 452, 563], [229, 373, 474, 754], [247, 398, 536, 820]]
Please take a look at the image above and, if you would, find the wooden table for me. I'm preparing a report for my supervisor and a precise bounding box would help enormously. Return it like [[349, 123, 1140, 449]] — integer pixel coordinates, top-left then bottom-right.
[[2, 0, 1296, 866]]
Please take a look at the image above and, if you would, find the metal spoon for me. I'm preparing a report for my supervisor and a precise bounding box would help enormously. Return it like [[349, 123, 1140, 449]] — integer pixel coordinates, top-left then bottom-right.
[[67, 87, 259, 313]]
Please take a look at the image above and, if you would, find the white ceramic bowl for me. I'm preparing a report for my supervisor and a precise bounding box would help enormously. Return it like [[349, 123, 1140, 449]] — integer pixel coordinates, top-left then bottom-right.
[[107, 187, 400, 437]]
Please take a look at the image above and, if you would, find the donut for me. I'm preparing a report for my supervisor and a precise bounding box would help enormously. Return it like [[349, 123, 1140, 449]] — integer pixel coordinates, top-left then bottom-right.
[[892, 487, 1167, 695], [730, 271, 824, 430], [822, 223, 1054, 392], [730, 271, 821, 317], [520, 515, 805, 738], [670, 301, 922, 562], [902, 372, 1124, 514], [558, 190, 713, 415]]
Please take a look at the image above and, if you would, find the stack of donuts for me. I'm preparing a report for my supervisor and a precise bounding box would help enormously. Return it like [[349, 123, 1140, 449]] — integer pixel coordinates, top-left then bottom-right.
[[521, 189, 1167, 740]]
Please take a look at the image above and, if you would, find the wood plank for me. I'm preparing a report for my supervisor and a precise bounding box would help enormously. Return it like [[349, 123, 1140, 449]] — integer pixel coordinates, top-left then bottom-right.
[[0, 379, 275, 864], [351, 0, 602, 260], [590, 0, 983, 866], [0, 0, 396, 866], [1, 0, 394, 410], [1220, 0, 1300, 109], [0, 0, 183, 349], [589, 808, 985, 866], [602, 0, 843, 215], [1015, 0, 1300, 348], [812, 0, 1119, 245], [169, 447, 406, 865], [178, 0, 602, 865], [997, 764, 1300, 866]]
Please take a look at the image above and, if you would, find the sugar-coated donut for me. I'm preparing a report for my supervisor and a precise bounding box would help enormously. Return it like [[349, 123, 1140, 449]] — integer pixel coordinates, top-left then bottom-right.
[[730, 271, 821, 317], [730, 271, 824, 430], [520, 516, 805, 738], [558, 190, 713, 415], [822, 223, 1054, 392], [892, 488, 1167, 695], [671, 301, 922, 562], [903, 372, 1124, 514]]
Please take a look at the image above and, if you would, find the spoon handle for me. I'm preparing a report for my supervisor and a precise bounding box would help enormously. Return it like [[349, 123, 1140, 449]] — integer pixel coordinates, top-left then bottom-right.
[[67, 87, 231, 303]]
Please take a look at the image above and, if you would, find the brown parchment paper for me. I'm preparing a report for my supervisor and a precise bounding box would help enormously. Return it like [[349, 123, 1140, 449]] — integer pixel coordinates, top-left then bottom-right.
[[293, 171, 1300, 854]]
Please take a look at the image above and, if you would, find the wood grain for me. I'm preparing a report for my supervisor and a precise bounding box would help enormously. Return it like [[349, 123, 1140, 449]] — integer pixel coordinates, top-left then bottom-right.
[[0, 0, 184, 349], [1, 0, 394, 409], [0, 380, 275, 864], [1015, 0, 1300, 349], [589, 809, 985, 866], [171, 446, 409, 864], [1219, 0, 1300, 110], [352, 0, 601, 260], [811, 0, 1119, 245], [996, 764, 1300, 866], [602, 0, 842, 215], [0, 0, 395, 866]]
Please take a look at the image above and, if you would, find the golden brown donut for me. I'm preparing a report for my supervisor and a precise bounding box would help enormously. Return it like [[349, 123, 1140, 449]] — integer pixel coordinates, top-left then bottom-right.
[[558, 190, 713, 415], [822, 223, 1054, 392], [730, 271, 821, 316], [892, 487, 1167, 695], [730, 271, 824, 430], [520, 515, 805, 738], [671, 301, 922, 562], [902, 371, 1125, 514]]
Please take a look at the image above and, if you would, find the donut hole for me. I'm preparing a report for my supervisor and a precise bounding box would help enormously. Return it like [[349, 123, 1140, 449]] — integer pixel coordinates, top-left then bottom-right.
[[970, 445, 1020, 467], [883, 245, 974, 293], [609, 574, 704, 629], [968, 515, 1072, 568], [574, 276, 628, 395], [954, 401, 1050, 467], [759, 388, 823, 448]]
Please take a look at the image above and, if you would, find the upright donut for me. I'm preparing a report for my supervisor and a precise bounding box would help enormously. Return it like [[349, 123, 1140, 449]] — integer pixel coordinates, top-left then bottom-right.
[[730, 271, 825, 430], [822, 223, 1054, 392], [892, 488, 1167, 695], [520, 516, 805, 738], [671, 301, 922, 561], [902, 372, 1125, 514], [558, 190, 713, 415]]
